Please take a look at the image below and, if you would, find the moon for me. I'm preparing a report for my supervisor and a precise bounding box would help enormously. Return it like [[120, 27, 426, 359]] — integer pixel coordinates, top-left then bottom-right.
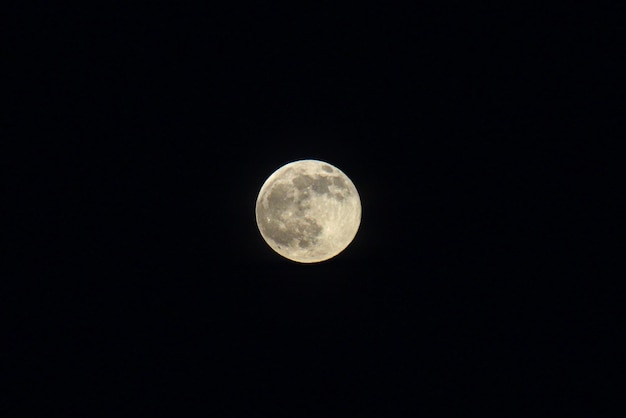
[[255, 159, 362, 263]]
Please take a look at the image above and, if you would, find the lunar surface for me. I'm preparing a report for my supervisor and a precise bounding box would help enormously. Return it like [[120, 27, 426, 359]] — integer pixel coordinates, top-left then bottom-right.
[[255, 159, 361, 263]]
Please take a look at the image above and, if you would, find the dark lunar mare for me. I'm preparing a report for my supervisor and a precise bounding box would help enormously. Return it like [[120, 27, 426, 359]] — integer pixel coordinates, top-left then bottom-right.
[[292, 173, 347, 202], [257, 179, 323, 248]]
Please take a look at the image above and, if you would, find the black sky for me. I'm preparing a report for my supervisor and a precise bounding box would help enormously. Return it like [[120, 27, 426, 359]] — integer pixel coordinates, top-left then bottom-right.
[[4, 2, 623, 416]]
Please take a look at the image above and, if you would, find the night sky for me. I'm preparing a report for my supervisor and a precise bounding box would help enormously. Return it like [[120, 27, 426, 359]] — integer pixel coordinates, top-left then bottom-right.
[[5, 2, 622, 416]]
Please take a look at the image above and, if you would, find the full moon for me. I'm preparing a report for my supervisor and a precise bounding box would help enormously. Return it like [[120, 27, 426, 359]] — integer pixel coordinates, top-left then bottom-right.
[[255, 159, 362, 263]]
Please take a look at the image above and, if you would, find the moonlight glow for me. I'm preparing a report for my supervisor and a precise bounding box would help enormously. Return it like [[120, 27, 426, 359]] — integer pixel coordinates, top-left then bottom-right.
[[255, 159, 362, 263]]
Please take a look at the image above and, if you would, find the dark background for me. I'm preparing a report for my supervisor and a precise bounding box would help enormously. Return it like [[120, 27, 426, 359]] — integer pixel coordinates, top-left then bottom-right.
[[4, 2, 623, 416]]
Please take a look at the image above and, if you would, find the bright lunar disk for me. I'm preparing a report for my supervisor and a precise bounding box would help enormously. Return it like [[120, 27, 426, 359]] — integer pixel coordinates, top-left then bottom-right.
[[255, 159, 362, 263]]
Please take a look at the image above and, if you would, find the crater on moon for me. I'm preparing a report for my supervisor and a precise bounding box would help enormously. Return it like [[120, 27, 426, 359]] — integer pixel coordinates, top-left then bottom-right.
[[255, 159, 362, 263]]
